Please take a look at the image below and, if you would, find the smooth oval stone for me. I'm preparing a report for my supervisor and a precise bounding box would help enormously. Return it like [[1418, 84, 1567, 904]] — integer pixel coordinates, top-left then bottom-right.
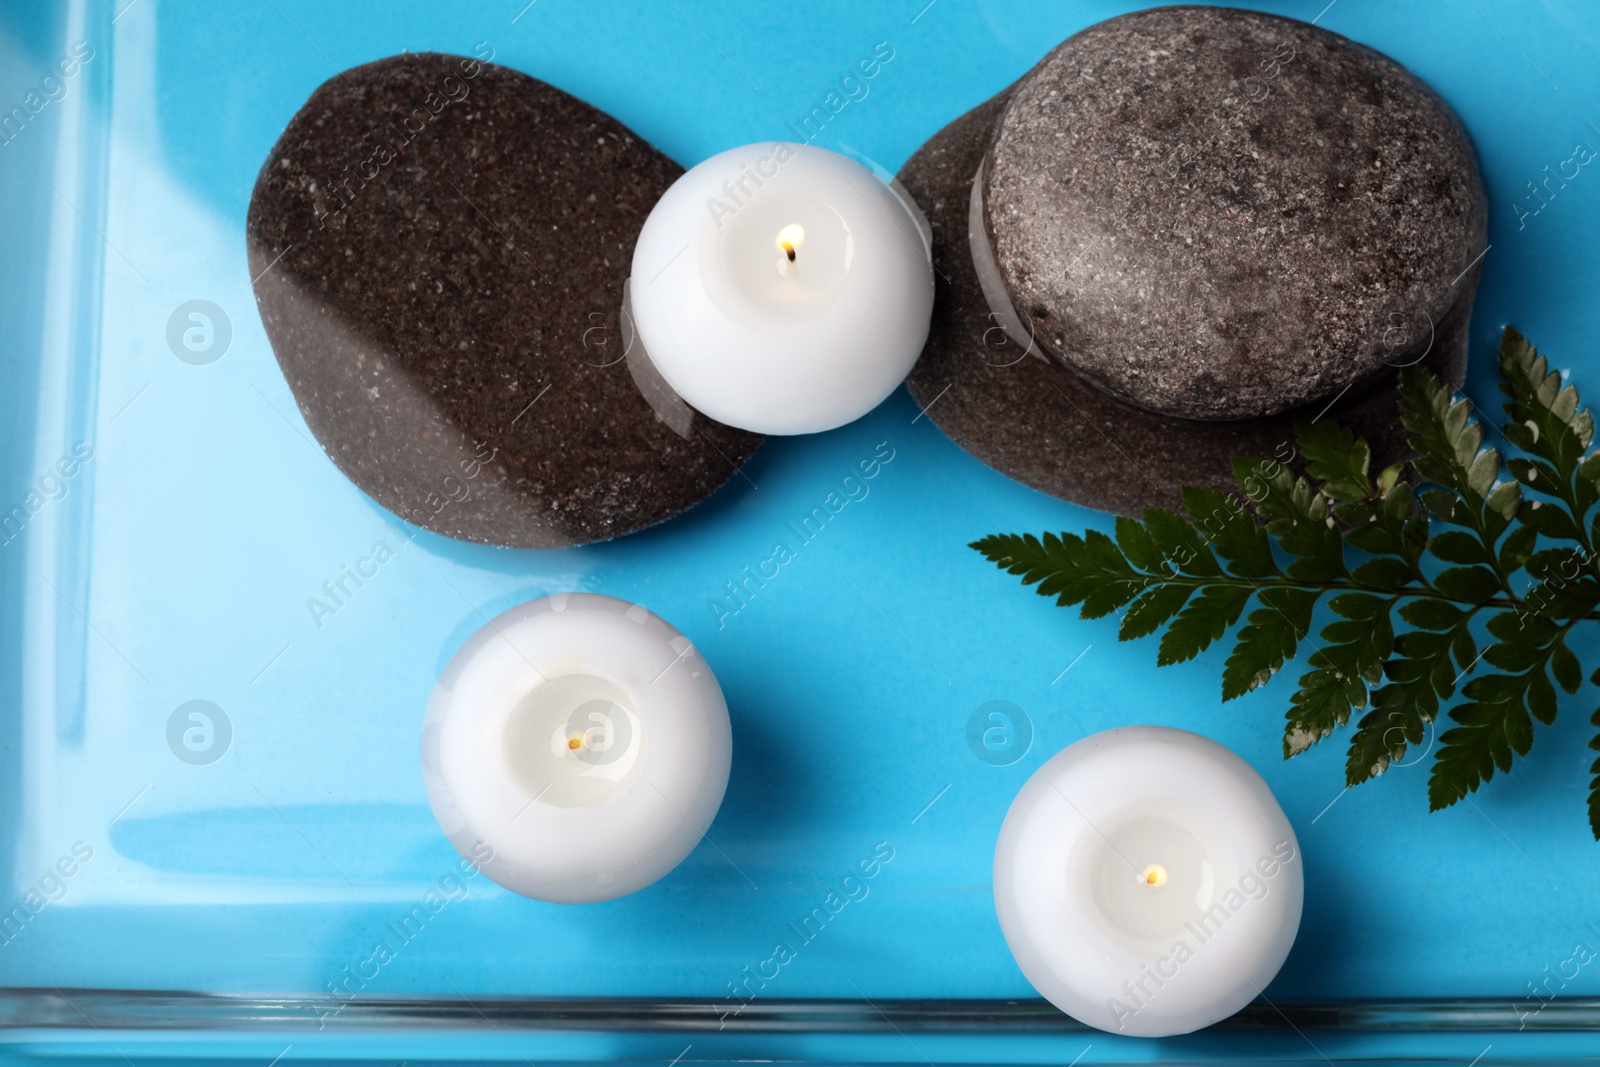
[[902, 89, 1475, 517], [247, 53, 761, 549], [983, 7, 1486, 421]]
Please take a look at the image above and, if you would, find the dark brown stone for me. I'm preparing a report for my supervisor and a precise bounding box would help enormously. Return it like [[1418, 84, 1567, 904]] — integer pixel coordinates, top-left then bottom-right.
[[983, 6, 1487, 421], [246, 53, 761, 549], [901, 88, 1476, 518]]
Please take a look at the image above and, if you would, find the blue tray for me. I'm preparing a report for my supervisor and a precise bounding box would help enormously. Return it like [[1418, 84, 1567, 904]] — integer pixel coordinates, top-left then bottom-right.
[[3, 0, 1600, 1062]]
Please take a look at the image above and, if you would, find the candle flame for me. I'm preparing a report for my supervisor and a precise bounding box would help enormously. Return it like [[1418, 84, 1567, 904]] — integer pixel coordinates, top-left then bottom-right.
[[776, 223, 805, 263], [1140, 864, 1168, 888], [567, 736, 583, 751]]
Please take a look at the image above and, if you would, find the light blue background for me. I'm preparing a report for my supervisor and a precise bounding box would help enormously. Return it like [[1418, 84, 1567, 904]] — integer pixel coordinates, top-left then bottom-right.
[[2, 0, 1599, 1051]]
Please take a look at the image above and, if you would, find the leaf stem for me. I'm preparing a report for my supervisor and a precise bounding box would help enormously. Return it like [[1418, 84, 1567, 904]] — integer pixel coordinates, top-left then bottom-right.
[[1148, 569, 1600, 621]]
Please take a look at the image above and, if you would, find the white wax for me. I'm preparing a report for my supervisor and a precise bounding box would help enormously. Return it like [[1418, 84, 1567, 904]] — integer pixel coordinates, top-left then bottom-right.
[[629, 142, 934, 435], [993, 726, 1303, 1037], [421, 593, 732, 904]]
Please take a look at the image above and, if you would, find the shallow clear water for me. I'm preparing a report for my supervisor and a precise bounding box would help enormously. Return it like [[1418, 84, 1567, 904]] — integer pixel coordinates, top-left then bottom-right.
[[2, 0, 1600, 1061]]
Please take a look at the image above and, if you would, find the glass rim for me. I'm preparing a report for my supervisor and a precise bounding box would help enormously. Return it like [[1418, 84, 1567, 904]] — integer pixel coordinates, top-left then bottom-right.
[[0, 991, 1591, 1033]]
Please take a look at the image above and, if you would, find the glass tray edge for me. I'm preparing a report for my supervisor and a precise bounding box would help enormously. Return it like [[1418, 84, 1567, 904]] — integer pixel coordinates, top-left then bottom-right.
[[0, 989, 1589, 1033]]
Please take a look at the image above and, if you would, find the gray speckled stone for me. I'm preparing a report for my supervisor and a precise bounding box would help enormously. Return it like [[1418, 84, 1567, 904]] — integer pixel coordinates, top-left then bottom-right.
[[984, 6, 1487, 421], [901, 88, 1476, 517], [247, 53, 761, 549]]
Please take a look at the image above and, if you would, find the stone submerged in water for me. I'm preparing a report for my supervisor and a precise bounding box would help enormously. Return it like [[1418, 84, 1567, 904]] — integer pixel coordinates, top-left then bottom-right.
[[901, 31, 1481, 516], [982, 6, 1487, 422], [246, 52, 761, 550]]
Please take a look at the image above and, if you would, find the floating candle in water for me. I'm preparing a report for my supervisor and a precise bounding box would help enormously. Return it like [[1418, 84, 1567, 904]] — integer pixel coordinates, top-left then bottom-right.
[[993, 726, 1303, 1037], [422, 593, 732, 904], [628, 142, 934, 435]]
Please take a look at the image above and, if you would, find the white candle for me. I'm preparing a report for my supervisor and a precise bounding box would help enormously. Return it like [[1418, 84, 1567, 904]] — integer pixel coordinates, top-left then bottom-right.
[[628, 142, 934, 435], [421, 593, 732, 904], [993, 726, 1303, 1037]]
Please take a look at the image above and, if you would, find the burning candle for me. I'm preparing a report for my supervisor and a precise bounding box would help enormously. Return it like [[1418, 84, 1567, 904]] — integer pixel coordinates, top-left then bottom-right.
[[627, 142, 934, 435], [421, 593, 732, 904], [993, 726, 1303, 1037]]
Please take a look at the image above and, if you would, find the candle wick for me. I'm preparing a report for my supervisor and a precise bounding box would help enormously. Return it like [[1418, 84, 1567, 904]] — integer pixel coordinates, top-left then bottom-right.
[[781, 242, 796, 263]]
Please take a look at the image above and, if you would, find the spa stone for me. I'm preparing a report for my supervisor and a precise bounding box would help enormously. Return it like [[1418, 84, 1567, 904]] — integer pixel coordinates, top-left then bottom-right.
[[982, 7, 1486, 421], [902, 87, 1475, 517], [247, 53, 761, 549]]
